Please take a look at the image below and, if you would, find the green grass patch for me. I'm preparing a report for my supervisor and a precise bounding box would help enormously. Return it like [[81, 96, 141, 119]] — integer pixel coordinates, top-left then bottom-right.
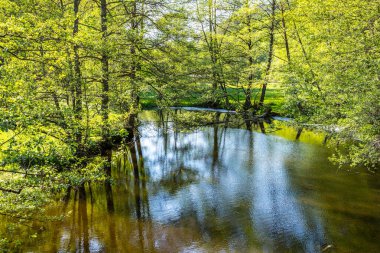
[[140, 85, 286, 114]]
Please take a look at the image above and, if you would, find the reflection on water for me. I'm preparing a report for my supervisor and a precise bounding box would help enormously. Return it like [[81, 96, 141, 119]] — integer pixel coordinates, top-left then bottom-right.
[[21, 110, 380, 253], [251, 134, 325, 252]]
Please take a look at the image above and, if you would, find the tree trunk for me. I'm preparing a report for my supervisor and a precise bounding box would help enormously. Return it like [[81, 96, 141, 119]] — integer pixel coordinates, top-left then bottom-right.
[[73, 0, 83, 151], [100, 0, 109, 141], [243, 0, 253, 110], [280, 1, 291, 63], [244, 45, 253, 110], [259, 0, 275, 107], [130, 0, 139, 110]]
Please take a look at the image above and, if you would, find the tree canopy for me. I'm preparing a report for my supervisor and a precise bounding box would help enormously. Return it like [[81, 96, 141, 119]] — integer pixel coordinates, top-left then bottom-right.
[[0, 0, 379, 248]]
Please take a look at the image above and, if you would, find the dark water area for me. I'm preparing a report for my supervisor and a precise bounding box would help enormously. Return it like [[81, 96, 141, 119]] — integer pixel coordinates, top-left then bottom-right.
[[19, 110, 380, 252]]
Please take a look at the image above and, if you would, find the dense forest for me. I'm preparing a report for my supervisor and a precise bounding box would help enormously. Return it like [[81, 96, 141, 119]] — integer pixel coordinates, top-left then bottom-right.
[[0, 0, 379, 250]]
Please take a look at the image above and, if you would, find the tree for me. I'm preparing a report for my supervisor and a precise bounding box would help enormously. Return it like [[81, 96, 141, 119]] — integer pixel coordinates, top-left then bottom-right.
[[281, 0, 380, 168]]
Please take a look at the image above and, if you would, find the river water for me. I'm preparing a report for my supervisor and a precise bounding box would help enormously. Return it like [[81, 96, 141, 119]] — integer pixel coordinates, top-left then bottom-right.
[[21, 109, 380, 252]]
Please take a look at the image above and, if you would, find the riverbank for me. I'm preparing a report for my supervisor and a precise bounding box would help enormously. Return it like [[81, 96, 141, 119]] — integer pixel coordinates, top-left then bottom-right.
[[140, 85, 286, 115]]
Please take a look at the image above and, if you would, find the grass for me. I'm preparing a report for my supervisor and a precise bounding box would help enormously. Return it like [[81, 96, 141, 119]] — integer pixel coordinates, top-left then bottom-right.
[[140, 84, 286, 114]]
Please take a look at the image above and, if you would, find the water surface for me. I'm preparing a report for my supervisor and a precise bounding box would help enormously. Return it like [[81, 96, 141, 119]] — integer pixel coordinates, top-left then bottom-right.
[[19, 110, 380, 252]]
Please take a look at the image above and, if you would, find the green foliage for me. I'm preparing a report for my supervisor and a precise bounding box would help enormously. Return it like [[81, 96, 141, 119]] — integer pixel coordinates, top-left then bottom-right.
[[280, 0, 380, 168], [0, 0, 379, 248]]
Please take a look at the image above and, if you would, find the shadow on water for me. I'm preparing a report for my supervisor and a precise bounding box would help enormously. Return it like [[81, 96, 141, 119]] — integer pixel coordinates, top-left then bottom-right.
[[20, 109, 380, 253]]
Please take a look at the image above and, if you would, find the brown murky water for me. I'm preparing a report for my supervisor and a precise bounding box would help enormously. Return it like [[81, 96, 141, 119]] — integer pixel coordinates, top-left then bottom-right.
[[12, 110, 380, 252]]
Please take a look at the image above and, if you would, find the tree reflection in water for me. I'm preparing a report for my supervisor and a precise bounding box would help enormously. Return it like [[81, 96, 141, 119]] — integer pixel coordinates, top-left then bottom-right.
[[21, 110, 380, 253]]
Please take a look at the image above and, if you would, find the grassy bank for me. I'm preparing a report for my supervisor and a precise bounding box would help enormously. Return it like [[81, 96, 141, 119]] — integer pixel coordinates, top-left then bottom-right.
[[140, 85, 285, 115]]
